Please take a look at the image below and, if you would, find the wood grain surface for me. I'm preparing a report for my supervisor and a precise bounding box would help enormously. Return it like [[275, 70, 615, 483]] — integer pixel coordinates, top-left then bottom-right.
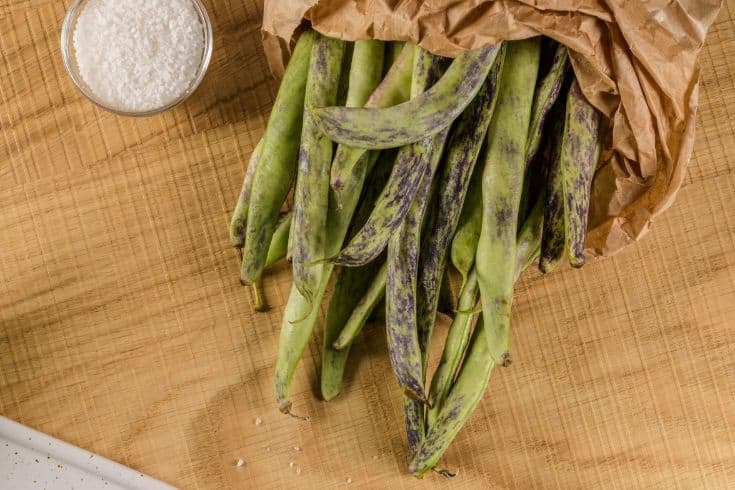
[[1, 1, 734, 488]]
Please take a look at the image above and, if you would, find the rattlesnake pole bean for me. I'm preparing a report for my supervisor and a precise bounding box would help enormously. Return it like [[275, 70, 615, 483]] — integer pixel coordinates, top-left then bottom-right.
[[561, 79, 602, 268], [320, 151, 394, 401], [417, 45, 505, 379], [241, 31, 315, 285], [475, 38, 541, 366], [292, 35, 346, 303], [312, 44, 503, 149], [229, 139, 262, 248], [385, 49, 450, 450]]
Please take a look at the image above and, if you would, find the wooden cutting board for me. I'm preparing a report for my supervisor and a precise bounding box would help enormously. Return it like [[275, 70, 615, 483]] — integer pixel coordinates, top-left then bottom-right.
[[1, 1, 734, 488]]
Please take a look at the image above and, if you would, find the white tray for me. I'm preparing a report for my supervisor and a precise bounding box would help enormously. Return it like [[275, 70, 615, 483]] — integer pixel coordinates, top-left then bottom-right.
[[1, 416, 175, 490]]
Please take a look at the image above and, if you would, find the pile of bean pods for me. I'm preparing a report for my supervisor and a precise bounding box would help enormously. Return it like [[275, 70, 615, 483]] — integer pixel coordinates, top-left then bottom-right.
[[230, 29, 601, 477]]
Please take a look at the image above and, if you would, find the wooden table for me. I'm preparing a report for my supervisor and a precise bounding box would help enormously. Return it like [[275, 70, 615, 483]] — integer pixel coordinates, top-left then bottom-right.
[[1, 1, 733, 488]]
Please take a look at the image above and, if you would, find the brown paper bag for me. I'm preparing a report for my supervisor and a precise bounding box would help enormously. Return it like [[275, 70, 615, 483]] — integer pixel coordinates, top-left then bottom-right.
[[261, 0, 721, 258]]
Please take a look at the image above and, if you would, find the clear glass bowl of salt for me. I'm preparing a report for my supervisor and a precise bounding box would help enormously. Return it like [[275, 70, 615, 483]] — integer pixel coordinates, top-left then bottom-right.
[[61, 0, 213, 117]]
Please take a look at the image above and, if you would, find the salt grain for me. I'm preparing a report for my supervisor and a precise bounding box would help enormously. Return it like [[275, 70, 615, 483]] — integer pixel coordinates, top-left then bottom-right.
[[254, 417, 263, 426], [346, 476, 353, 484], [288, 462, 295, 469], [293, 446, 301, 452], [235, 459, 245, 468], [73, 0, 205, 112]]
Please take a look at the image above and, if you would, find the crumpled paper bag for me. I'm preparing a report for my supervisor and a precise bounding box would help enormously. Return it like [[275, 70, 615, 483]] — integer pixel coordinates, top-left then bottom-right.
[[261, 0, 721, 257]]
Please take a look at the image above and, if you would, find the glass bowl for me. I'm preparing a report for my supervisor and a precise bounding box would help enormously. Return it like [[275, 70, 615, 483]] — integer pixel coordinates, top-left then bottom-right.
[[60, 0, 213, 117]]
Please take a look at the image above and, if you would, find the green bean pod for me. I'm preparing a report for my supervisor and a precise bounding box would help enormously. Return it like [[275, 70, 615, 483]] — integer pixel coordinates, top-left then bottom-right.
[[476, 38, 541, 365], [274, 119, 399, 415], [320, 262, 381, 401], [450, 153, 484, 285], [410, 317, 493, 476], [416, 46, 505, 376], [518, 42, 569, 222], [428, 190, 544, 425], [427, 269, 479, 425], [332, 262, 387, 350], [385, 49, 449, 404], [385, 150, 440, 401], [244, 211, 291, 313], [241, 30, 316, 284], [320, 151, 394, 401], [292, 36, 346, 303], [311, 44, 503, 149], [561, 78, 601, 268], [264, 211, 293, 269], [275, 271, 329, 413], [229, 139, 263, 248], [386, 50, 451, 453], [346, 40, 385, 108]]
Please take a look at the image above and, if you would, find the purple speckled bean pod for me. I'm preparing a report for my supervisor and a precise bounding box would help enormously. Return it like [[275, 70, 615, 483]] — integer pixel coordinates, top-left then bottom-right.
[[427, 269, 479, 425], [561, 78, 601, 268], [332, 138, 433, 267], [525, 42, 570, 169], [241, 30, 315, 285], [385, 141, 442, 400], [518, 42, 569, 223], [385, 49, 449, 453], [229, 139, 262, 248], [292, 35, 347, 303], [311, 43, 503, 149], [475, 38, 541, 365], [320, 151, 394, 401], [386, 134, 446, 452], [409, 316, 493, 476], [416, 45, 505, 374]]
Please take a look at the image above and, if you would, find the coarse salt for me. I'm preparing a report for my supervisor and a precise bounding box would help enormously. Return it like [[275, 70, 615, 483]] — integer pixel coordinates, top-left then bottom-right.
[[72, 0, 205, 112]]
